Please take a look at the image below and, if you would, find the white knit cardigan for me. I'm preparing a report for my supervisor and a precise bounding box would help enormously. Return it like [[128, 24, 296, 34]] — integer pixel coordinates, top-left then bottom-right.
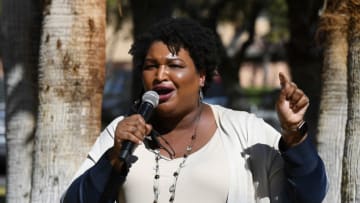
[[72, 104, 285, 203]]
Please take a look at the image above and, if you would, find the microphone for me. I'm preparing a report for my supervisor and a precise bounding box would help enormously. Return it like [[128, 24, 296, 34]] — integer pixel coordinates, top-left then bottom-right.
[[119, 90, 159, 161]]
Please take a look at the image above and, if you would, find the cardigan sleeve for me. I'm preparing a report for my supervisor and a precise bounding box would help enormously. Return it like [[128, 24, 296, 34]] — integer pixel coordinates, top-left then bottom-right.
[[61, 149, 129, 203], [280, 136, 328, 203], [244, 113, 327, 203], [61, 116, 126, 203]]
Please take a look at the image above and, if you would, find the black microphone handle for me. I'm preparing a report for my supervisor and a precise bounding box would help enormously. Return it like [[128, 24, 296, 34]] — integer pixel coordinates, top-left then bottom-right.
[[118, 102, 155, 161], [137, 101, 155, 122]]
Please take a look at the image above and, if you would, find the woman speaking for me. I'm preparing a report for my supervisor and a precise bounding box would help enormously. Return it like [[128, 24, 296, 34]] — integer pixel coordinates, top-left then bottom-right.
[[62, 18, 327, 203]]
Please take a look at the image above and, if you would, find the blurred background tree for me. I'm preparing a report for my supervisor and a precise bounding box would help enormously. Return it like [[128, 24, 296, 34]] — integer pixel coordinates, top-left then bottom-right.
[[1, 0, 41, 202], [1, 0, 106, 202]]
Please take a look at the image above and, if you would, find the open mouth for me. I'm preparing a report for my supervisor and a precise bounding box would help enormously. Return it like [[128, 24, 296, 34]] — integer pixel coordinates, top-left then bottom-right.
[[155, 88, 173, 95], [153, 86, 175, 102]]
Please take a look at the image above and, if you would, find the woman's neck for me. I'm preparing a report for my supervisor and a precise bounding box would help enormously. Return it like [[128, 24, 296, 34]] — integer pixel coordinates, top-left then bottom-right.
[[151, 103, 204, 135]]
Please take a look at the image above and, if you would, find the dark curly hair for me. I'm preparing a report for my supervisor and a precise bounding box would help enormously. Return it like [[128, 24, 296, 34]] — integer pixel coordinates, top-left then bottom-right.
[[129, 17, 220, 93]]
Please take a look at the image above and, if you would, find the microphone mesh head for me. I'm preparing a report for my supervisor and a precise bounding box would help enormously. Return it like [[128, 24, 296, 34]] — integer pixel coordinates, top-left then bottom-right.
[[142, 91, 159, 108]]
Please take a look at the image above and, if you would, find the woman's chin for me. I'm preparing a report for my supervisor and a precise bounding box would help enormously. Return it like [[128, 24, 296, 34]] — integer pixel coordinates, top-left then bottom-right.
[[156, 100, 177, 114]]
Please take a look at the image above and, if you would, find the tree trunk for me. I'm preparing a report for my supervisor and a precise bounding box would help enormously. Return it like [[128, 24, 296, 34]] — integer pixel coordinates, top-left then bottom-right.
[[1, 1, 42, 202], [30, 0, 105, 202], [317, 1, 349, 202], [341, 7, 360, 202]]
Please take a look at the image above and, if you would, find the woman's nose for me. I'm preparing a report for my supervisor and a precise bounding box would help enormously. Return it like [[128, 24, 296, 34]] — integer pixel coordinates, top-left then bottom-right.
[[155, 65, 168, 81]]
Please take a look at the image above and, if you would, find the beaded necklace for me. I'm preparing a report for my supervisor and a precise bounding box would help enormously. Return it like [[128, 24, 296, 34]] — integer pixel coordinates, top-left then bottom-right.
[[153, 105, 203, 203]]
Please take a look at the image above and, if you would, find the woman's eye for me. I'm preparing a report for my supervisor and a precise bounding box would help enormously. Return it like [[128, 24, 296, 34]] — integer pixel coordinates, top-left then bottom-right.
[[168, 64, 184, 68]]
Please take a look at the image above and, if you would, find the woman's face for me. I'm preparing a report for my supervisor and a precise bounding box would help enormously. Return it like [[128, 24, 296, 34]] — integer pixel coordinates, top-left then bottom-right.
[[142, 41, 205, 116]]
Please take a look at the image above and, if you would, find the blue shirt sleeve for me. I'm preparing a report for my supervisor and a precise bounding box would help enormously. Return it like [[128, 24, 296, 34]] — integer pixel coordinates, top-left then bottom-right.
[[61, 149, 129, 203], [280, 137, 328, 203]]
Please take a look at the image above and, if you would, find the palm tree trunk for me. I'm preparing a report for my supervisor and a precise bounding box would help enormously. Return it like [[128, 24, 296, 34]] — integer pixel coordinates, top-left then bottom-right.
[[30, 0, 105, 202], [317, 1, 349, 202], [1, 1, 42, 202], [341, 4, 360, 201], [317, 33, 348, 203]]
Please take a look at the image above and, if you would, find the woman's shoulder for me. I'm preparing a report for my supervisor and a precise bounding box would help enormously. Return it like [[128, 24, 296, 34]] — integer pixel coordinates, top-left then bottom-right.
[[209, 104, 260, 137], [209, 104, 280, 145], [209, 104, 258, 123]]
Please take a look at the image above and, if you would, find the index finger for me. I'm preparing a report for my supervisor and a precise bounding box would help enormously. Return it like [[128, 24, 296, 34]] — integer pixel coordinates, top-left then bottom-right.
[[279, 72, 289, 88]]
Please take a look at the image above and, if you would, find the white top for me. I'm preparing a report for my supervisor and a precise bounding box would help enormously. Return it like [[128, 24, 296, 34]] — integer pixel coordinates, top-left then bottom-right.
[[120, 129, 229, 203], [71, 104, 284, 203]]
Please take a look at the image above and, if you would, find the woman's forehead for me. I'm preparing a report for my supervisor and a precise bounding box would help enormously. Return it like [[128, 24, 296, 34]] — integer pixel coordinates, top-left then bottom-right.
[[147, 41, 189, 58]]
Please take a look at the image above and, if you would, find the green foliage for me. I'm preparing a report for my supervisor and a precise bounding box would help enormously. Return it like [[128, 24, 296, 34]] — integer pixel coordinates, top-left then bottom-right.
[[266, 0, 289, 43], [241, 87, 276, 105], [106, 0, 132, 30], [105, 0, 290, 44], [107, 0, 118, 8]]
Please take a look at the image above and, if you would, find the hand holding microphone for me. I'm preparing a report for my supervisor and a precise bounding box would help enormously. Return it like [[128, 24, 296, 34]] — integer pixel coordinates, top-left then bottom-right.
[[109, 91, 159, 170]]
